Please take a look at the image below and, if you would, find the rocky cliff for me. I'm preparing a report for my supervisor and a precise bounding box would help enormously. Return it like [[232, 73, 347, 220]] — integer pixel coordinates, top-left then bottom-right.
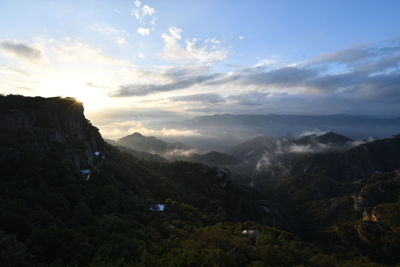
[[0, 95, 104, 175]]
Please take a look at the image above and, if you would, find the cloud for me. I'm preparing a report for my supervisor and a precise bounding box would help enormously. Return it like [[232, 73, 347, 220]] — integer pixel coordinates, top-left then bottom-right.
[[0, 37, 164, 107], [312, 42, 400, 65], [159, 26, 228, 63], [87, 108, 196, 139], [0, 40, 44, 63], [85, 82, 108, 88], [142, 5, 155, 18], [168, 26, 182, 40], [205, 38, 221, 45], [137, 27, 150, 36], [93, 24, 124, 35], [255, 57, 278, 67], [106, 120, 201, 139], [109, 40, 400, 103], [228, 91, 274, 106], [132, 0, 156, 32], [112, 72, 221, 97], [170, 93, 225, 104], [92, 24, 128, 46], [115, 37, 127, 46], [358, 54, 400, 73], [238, 66, 319, 89], [313, 45, 374, 64], [3, 34, 400, 132], [54, 39, 128, 65]]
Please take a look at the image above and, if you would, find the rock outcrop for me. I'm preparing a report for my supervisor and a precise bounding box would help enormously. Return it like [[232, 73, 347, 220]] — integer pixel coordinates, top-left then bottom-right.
[[0, 95, 104, 175]]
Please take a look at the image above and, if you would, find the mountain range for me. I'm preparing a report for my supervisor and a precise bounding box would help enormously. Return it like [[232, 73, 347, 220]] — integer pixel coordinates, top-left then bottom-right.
[[155, 114, 400, 151], [1, 95, 400, 266]]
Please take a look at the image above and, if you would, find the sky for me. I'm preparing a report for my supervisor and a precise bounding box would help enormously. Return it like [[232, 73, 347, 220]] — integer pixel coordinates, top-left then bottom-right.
[[1, 0, 400, 139]]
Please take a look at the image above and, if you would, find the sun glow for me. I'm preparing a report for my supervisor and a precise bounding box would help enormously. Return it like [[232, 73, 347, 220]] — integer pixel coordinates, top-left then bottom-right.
[[41, 78, 112, 111]]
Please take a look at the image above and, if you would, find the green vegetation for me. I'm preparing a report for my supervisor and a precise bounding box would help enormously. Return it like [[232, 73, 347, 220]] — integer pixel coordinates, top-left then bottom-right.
[[0, 95, 398, 266]]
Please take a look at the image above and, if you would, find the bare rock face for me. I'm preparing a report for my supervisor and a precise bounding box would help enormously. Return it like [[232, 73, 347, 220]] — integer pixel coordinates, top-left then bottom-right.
[[353, 169, 400, 211], [0, 95, 104, 175]]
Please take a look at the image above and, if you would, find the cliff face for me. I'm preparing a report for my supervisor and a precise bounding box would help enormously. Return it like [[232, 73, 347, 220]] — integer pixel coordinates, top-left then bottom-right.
[[0, 95, 104, 174]]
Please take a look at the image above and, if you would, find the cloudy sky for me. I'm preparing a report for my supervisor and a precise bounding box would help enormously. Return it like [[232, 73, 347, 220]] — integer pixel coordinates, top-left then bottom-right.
[[1, 0, 400, 139]]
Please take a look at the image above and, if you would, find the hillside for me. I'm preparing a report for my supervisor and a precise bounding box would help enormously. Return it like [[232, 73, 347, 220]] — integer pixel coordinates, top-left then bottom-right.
[[0, 95, 345, 266], [1, 95, 399, 266], [290, 134, 400, 181]]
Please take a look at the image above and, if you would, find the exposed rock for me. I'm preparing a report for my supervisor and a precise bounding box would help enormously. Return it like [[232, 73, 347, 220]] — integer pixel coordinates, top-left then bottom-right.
[[0, 95, 104, 175], [352, 169, 400, 211]]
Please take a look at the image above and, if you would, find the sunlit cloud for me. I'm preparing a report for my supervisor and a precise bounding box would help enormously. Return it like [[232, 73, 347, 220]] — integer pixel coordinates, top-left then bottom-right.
[[159, 26, 228, 63], [54, 39, 128, 65], [170, 93, 225, 104], [92, 24, 128, 46], [115, 37, 127, 46], [137, 27, 150, 36], [131, 0, 156, 33]]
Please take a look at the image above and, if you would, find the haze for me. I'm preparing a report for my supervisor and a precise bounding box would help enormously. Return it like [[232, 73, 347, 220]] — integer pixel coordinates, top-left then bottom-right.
[[1, 0, 400, 140]]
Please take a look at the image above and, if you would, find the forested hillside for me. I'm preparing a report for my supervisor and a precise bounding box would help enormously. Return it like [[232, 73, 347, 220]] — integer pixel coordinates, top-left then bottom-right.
[[0, 95, 397, 266]]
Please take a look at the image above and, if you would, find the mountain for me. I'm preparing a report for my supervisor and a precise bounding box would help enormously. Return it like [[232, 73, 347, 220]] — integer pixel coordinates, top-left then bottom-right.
[[230, 135, 284, 157], [293, 131, 353, 146], [270, 137, 400, 263], [223, 132, 358, 180], [290, 134, 400, 181], [1, 94, 399, 266], [0, 95, 328, 266], [0, 95, 105, 176], [116, 132, 193, 158], [105, 139, 167, 162], [173, 151, 240, 167], [158, 114, 400, 151]]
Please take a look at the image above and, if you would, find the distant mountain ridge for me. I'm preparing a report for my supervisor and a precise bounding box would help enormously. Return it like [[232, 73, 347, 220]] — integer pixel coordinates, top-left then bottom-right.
[[164, 113, 400, 141], [116, 132, 193, 158], [293, 131, 353, 146]]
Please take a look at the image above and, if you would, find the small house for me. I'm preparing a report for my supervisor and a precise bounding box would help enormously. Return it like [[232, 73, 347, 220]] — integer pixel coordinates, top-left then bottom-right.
[[81, 169, 91, 181], [150, 204, 165, 211], [242, 230, 261, 237]]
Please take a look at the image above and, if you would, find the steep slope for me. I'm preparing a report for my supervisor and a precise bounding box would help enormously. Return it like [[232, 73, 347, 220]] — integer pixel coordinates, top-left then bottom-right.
[[322, 170, 400, 264], [0, 95, 104, 176], [271, 139, 400, 264]]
